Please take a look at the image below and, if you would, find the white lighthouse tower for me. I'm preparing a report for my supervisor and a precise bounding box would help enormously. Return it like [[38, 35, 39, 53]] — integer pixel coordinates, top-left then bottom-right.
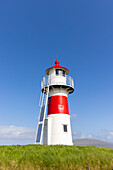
[[35, 58, 74, 145]]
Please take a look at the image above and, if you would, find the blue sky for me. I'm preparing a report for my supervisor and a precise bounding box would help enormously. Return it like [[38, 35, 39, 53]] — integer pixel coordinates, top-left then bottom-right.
[[0, 0, 113, 145]]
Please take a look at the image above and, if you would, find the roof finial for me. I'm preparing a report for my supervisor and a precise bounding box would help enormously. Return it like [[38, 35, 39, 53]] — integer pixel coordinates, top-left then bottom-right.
[[55, 56, 59, 65]]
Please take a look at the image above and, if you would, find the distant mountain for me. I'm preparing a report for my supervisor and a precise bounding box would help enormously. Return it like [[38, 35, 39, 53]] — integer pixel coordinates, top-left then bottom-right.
[[73, 139, 113, 149]]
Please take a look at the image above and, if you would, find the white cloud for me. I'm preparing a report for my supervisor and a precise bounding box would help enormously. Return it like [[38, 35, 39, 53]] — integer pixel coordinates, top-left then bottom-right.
[[105, 131, 113, 141], [87, 134, 93, 138], [70, 114, 77, 119], [107, 136, 113, 139], [0, 125, 113, 145], [72, 131, 93, 139], [72, 129, 113, 143], [0, 125, 35, 140], [109, 131, 113, 136]]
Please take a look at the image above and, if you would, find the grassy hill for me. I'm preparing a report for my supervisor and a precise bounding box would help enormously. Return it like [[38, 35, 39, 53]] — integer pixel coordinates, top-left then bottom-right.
[[0, 145, 113, 170]]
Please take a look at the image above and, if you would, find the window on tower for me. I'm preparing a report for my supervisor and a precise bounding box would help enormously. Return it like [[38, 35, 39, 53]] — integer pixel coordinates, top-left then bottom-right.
[[56, 69, 65, 77], [56, 69, 59, 75], [63, 125, 68, 132], [62, 70, 65, 77], [48, 97, 51, 104]]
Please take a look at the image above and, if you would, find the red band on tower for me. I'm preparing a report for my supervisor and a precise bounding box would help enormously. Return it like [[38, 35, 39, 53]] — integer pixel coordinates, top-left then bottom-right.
[[48, 95, 69, 115]]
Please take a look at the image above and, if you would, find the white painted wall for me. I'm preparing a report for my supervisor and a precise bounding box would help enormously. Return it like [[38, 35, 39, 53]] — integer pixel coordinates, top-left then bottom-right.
[[43, 114, 73, 145], [48, 88, 68, 97]]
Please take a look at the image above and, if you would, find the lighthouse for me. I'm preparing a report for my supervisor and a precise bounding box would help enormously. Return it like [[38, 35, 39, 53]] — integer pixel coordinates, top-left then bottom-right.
[[35, 58, 74, 145]]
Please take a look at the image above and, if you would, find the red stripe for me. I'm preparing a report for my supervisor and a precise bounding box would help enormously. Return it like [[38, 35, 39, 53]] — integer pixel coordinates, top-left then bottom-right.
[[48, 95, 69, 115]]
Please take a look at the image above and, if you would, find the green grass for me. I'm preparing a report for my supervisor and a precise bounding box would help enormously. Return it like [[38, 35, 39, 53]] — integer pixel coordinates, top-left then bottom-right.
[[0, 145, 113, 170]]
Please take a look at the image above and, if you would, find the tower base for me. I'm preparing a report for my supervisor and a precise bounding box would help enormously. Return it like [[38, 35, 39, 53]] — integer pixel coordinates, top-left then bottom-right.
[[43, 114, 73, 145]]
